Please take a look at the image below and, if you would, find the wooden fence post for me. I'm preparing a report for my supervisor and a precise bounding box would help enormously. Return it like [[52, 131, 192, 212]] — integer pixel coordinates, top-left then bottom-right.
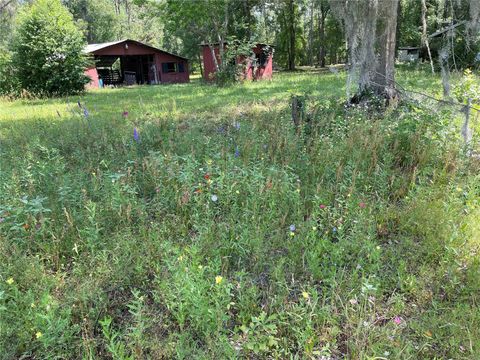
[[291, 95, 304, 130]]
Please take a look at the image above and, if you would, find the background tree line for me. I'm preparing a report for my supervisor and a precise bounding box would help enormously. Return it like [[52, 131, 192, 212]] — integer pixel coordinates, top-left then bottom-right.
[[1, 0, 479, 72], [0, 0, 479, 97]]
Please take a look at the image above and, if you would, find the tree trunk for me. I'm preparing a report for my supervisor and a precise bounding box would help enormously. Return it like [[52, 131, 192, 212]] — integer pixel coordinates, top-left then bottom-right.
[[208, 44, 220, 72], [421, 0, 435, 73], [318, 12, 327, 67], [373, 0, 399, 100], [288, 0, 296, 70], [197, 53, 203, 77], [308, 0, 314, 66]]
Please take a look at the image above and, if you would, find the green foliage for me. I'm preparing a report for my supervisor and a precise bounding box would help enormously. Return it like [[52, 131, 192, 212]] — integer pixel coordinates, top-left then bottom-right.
[[12, 0, 89, 96], [0, 47, 19, 97], [1, 71, 479, 358], [453, 68, 480, 104]]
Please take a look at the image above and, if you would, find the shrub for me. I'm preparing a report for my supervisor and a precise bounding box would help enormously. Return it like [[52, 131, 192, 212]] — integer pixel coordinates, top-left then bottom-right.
[[0, 47, 20, 97], [12, 0, 89, 96]]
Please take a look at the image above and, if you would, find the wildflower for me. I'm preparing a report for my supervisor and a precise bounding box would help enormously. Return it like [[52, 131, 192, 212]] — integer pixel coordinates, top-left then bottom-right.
[[178, 255, 184, 261], [319, 204, 326, 209], [234, 146, 240, 158], [215, 275, 223, 284], [235, 190, 240, 194], [133, 127, 140, 143], [349, 298, 358, 305], [206, 159, 213, 165], [198, 265, 203, 270], [312, 226, 317, 231], [332, 227, 337, 233], [35, 331, 43, 339], [6, 277, 14, 285], [211, 194, 218, 202], [83, 108, 89, 118], [302, 291, 310, 300], [359, 202, 366, 208], [290, 232, 295, 237], [122, 111, 129, 117], [289, 224, 296, 232], [233, 121, 240, 130], [35, 222, 41, 230], [204, 173, 210, 180], [23, 223, 30, 230], [0, 217, 5, 223], [393, 316, 402, 325], [31, 302, 36, 308], [296, 188, 301, 193]]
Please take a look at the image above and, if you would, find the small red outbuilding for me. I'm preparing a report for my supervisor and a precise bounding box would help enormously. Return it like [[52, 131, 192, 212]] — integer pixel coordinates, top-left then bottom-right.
[[84, 39, 189, 88], [201, 43, 273, 82]]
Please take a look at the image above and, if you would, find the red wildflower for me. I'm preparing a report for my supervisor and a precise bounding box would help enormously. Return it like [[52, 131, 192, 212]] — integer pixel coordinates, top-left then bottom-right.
[[359, 202, 366, 208], [204, 173, 210, 180], [320, 204, 326, 209]]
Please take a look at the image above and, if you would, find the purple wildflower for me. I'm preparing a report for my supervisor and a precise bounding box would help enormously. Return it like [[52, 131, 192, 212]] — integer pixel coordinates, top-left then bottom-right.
[[35, 222, 41, 230], [133, 127, 140, 143], [332, 227, 337, 233], [289, 224, 296, 232], [122, 111, 129, 117], [233, 121, 240, 130], [83, 108, 89, 118], [234, 146, 240, 158], [393, 316, 402, 325], [0, 217, 5, 223]]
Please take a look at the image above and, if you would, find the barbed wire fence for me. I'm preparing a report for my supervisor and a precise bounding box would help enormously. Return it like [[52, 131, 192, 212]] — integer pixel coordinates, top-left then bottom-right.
[[369, 69, 480, 156], [293, 68, 480, 158]]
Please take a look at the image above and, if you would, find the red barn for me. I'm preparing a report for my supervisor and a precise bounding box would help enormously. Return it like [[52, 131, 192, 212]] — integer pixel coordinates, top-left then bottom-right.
[[201, 43, 273, 82], [84, 39, 189, 88]]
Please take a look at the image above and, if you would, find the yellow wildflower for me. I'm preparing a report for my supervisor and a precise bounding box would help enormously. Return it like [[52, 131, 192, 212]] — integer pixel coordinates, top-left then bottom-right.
[[290, 232, 295, 237], [31, 302, 36, 308], [215, 275, 223, 285], [302, 291, 310, 300], [6, 278, 14, 285], [35, 331, 43, 339]]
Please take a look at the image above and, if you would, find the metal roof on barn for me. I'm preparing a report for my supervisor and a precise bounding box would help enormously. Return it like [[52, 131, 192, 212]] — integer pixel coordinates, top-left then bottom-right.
[[84, 39, 188, 60]]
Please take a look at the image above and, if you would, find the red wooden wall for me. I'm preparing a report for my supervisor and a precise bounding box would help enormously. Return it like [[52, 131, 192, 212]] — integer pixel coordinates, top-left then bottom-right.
[[84, 40, 189, 87], [202, 44, 273, 82]]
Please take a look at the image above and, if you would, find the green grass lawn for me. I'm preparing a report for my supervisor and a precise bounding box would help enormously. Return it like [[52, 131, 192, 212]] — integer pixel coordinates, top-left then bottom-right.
[[1, 69, 479, 359]]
